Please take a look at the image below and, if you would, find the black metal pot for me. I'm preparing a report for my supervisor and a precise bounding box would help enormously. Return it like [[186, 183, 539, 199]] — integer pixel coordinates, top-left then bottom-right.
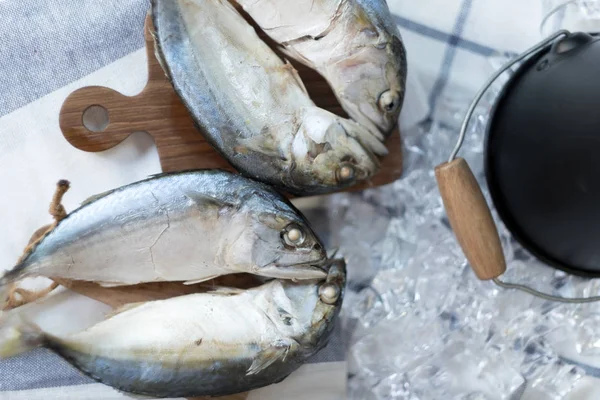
[[484, 32, 600, 277]]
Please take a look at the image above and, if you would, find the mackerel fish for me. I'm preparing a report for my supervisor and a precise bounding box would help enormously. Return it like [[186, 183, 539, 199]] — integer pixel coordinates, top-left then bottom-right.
[[0, 170, 327, 301], [234, 0, 408, 140], [151, 0, 388, 196], [0, 259, 347, 398]]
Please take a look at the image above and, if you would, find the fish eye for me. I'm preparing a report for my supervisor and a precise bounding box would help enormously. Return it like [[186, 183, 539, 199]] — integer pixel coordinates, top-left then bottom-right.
[[336, 164, 356, 183], [378, 90, 401, 114], [282, 224, 306, 247], [319, 283, 340, 304]]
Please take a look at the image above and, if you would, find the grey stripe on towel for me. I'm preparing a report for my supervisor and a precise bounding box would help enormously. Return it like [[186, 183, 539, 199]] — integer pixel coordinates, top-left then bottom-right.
[[0, 0, 149, 118], [0, 349, 93, 391]]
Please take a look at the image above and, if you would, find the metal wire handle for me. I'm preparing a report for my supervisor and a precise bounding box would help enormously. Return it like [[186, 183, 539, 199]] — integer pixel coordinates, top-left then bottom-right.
[[448, 29, 570, 163], [493, 278, 600, 304], [448, 29, 600, 303]]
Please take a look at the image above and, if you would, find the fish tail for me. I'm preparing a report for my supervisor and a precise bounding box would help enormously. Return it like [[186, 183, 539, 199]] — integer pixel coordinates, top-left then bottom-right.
[[0, 310, 45, 359]]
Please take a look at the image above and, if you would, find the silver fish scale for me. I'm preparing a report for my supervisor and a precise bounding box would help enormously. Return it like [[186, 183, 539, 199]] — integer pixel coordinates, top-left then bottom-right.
[[151, 0, 386, 196], [151, 0, 287, 187], [5, 169, 325, 287]]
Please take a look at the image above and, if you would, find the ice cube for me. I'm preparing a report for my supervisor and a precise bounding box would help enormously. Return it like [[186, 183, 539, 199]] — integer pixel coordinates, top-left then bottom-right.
[[374, 218, 418, 271], [331, 72, 592, 399], [348, 374, 378, 400], [372, 373, 415, 400], [527, 363, 584, 399], [574, 313, 600, 355], [579, 0, 600, 18]]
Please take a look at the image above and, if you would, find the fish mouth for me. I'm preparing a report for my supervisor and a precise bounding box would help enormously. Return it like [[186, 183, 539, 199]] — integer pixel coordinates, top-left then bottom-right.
[[341, 97, 398, 144], [346, 100, 388, 139], [317, 258, 347, 300], [258, 258, 329, 280], [323, 258, 347, 286], [338, 103, 389, 159], [333, 120, 385, 181]]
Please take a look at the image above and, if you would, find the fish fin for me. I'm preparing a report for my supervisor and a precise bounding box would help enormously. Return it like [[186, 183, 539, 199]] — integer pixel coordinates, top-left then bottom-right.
[[278, 46, 314, 72], [276, 306, 295, 324], [0, 311, 45, 359], [283, 58, 309, 95], [147, 172, 166, 179], [181, 191, 236, 210], [246, 340, 296, 376], [96, 281, 130, 288], [151, 30, 172, 82], [104, 302, 147, 319], [80, 189, 117, 207], [238, 135, 282, 159], [183, 275, 221, 285], [146, 170, 183, 180], [203, 286, 246, 296]]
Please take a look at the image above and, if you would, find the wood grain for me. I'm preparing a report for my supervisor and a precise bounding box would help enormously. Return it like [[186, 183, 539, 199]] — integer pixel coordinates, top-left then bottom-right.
[[435, 158, 507, 280], [58, 13, 403, 196]]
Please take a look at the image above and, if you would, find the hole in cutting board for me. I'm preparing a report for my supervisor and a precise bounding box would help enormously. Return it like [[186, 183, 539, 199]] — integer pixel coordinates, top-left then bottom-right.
[[83, 105, 110, 132]]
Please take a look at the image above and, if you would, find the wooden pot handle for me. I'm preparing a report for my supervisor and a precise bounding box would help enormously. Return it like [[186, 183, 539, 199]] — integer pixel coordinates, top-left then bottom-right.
[[435, 158, 506, 280]]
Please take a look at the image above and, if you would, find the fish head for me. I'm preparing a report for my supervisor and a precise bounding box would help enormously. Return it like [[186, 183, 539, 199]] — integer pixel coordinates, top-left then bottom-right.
[[259, 258, 346, 347], [275, 258, 347, 350], [321, 0, 407, 139], [246, 210, 328, 280], [289, 109, 385, 193], [330, 36, 407, 139]]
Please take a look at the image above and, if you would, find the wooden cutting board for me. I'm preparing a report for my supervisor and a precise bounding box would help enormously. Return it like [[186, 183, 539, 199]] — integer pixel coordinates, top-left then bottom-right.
[[52, 8, 405, 400]]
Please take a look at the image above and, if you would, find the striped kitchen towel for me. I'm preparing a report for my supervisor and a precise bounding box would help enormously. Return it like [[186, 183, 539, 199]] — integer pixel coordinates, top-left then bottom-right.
[[0, 0, 592, 399], [388, 0, 548, 128]]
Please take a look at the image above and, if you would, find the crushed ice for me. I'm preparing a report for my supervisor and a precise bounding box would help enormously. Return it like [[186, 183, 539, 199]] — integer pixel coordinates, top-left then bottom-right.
[[326, 51, 600, 399]]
